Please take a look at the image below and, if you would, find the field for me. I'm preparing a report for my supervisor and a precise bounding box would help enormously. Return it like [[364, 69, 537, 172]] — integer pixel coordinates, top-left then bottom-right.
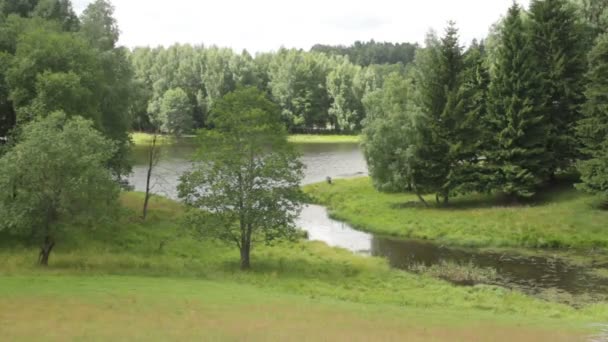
[[304, 177, 608, 250], [1, 193, 606, 340], [130, 132, 360, 146]]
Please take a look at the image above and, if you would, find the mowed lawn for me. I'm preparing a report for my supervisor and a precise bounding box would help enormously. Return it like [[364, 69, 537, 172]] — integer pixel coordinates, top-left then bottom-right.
[[304, 177, 608, 249], [0, 275, 590, 342]]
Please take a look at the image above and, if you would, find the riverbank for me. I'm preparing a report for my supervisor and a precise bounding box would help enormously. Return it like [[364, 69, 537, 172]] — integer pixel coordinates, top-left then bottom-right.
[[130, 132, 360, 146], [303, 177, 608, 250], [0, 192, 605, 338]]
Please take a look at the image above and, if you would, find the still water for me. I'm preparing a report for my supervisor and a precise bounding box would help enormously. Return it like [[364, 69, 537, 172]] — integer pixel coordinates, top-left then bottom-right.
[[129, 140, 608, 298]]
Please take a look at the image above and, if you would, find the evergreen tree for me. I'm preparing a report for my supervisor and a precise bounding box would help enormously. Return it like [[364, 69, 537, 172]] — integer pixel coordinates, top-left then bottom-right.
[[485, 4, 549, 199], [576, 33, 608, 204], [529, 0, 587, 177], [411, 23, 469, 204]]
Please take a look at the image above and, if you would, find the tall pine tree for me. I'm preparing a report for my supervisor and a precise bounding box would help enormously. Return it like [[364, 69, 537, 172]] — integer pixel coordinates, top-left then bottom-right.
[[576, 32, 608, 204], [485, 4, 549, 199], [529, 0, 587, 177]]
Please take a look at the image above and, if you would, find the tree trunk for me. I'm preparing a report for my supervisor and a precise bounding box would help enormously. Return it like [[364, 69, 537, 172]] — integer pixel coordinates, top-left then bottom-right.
[[142, 134, 157, 220], [240, 244, 251, 270], [38, 236, 55, 266]]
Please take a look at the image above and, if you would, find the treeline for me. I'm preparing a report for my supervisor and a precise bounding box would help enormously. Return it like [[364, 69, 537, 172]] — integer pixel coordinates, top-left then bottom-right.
[[363, 0, 608, 203], [129, 46, 411, 134], [0, 0, 133, 176], [310, 40, 418, 66]]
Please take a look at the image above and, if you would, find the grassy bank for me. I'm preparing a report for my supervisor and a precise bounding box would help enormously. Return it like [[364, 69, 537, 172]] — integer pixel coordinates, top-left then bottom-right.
[[130, 132, 360, 146], [0, 192, 606, 339], [303, 177, 608, 250]]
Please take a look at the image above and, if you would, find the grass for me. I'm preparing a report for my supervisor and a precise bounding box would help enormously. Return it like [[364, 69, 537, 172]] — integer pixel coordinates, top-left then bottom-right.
[[131, 132, 360, 146], [287, 134, 360, 144], [0, 192, 607, 339], [0, 276, 591, 341], [304, 177, 608, 250]]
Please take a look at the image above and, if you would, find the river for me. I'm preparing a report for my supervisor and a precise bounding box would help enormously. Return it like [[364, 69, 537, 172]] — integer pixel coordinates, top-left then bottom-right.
[[129, 139, 608, 301]]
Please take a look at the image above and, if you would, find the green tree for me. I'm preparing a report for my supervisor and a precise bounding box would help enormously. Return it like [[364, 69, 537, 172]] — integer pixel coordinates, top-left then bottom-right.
[[409, 23, 472, 204], [484, 4, 549, 199], [79, 0, 118, 50], [576, 32, 608, 204], [178, 87, 304, 270], [0, 0, 39, 17], [157, 87, 193, 135], [32, 0, 78, 31], [0, 112, 119, 265], [529, 0, 587, 177], [362, 73, 429, 204], [327, 57, 364, 131]]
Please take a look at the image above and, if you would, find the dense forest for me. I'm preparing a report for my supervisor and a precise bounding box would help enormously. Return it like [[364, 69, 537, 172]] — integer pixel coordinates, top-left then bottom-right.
[[1, 0, 608, 202]]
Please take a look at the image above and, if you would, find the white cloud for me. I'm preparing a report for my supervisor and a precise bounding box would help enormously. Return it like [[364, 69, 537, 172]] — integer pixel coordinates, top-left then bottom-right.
[[76, 0, 531, 53]]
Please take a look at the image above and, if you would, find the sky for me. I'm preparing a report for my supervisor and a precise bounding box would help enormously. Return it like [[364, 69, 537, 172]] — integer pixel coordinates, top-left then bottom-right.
[[73, 0, 531, 53]]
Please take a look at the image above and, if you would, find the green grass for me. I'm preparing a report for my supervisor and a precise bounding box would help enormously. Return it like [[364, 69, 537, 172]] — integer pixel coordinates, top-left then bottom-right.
[[130, 132, 194, 146], [287, 134, 360, 144], [303, 177, 608, 250], [131, 132, 360, 146], [0, 276, 590, 341], [0, 192, 606, 339]]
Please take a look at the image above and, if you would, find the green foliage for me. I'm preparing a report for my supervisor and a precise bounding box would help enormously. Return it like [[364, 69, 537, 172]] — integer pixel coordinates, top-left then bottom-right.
[[484, 4, 549, 198], [268, 49, 331, 129], [529, 0, 587, 175], [178, 87, 304, 269], [0, 112, 119, 262], [362, 73, 422, 194], [327, 57, 365, 131], [576, 33, 608, 204], [156, 87, 193, 136], [32, 0, 78, 31], [311, 40, 418, 67], [79, 0, 118, 50]]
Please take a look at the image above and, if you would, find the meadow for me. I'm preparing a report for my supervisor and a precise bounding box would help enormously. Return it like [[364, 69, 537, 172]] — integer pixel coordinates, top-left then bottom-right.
[[304, 177, 608, 250], [1, 193, 606, 340]]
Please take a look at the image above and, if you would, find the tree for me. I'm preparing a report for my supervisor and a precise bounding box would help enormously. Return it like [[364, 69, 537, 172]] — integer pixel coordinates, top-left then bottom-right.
[[529, 0, 587, 177], [0, 112, 119, 265], [362, 73, 428, 204], [484, 4, 549, 199], [576, 32, 608, 204], [0, 0, 39, 17], [327, 57, 365, 131], [157, 87, 193, 135], [32, 0, 79, 31], [409, 23, 470, 204], [178, 87, 304, 270], [79, 0, 118, 50]]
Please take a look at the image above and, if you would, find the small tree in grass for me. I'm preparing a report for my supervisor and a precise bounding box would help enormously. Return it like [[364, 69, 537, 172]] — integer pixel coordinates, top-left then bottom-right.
[[0, 112, 119, 265], [178, 87, 304, 270]]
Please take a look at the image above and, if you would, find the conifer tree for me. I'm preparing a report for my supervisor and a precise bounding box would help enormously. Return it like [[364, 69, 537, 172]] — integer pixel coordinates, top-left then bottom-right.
[[485, 4, 549, 199], [576, 33, 608, 203], [529, 0, 587, 177], [412, 23, 467, 204]]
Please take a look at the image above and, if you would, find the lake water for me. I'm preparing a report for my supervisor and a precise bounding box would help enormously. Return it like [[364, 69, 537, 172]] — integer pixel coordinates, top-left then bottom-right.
[[129, 140, 608, 300]]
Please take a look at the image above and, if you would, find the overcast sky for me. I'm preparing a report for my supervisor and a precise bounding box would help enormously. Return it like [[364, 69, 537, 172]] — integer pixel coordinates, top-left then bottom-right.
[[73, 0, 531, 53]]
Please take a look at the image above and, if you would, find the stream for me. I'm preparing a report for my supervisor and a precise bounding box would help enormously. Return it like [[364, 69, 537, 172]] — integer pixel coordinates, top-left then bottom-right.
[[129, 139, 608, 300]]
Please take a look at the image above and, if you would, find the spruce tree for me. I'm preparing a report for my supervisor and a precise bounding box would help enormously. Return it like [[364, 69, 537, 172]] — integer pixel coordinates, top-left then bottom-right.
[[529, 0, 587, 177], [576, 33, 608, 204], [485, 4, 549, 199], [412, 23, 467, 204]]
